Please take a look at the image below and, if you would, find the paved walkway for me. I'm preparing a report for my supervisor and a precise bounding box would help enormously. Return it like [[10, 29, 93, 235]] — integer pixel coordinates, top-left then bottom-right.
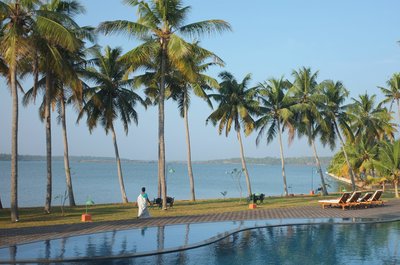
[[1, 200, 400, 248]]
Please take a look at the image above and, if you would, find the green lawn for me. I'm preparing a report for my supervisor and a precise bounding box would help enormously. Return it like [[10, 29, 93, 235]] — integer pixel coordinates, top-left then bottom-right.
[[0, 192, 396, 229]]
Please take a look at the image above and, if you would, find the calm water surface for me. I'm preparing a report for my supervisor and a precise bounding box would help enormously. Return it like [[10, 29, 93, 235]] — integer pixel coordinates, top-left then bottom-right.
[[0, 161, 345, 207], [1, 220, 398, 264], [130, 221, 399, 265]]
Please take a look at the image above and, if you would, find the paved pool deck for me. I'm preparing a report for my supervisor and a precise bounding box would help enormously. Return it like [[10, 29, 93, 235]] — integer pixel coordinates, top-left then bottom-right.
[[1, 199, 400, 248]]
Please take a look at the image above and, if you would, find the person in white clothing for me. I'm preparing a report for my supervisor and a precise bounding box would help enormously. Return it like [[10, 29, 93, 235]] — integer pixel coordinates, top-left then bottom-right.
[[137, 187, 151, 218]]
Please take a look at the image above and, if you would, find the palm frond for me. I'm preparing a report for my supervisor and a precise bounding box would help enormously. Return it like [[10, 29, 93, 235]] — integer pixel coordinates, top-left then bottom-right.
[[179, 20, 232, 38], [97, 20, 151, 40], [35, 15, 80, 52]]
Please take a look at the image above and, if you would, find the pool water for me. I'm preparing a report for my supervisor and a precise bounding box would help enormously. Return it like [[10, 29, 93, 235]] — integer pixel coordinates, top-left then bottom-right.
[[107, 221, 400, 265], [1, 219, 399, 264]]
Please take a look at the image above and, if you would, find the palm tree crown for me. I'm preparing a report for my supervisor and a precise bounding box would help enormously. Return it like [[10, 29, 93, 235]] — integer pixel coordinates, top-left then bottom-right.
[[379, 73, 400, 125], [348, 93, 396, 144], [256, 77, 294, 145], [207, 71, 258, 136], [78, 46, 145, 133]]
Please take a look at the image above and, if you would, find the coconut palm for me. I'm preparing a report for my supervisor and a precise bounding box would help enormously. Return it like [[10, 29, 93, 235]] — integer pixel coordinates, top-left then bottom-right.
[[255, 77, 294, 196], [319, 80, 357, 190], [347, 93, 396, 144], [22, 1, 93, 208], [207, 71, 258, 197], [23, 63, 85, 208], [379, 73, 400, 125], [77, 46, 146, 203], [168, 43, 223, 201], [0, 50, 6, 211], [346, 93, 396, 184], [97, 0, 231, 209], [0, 0, 81, 221], [0, 49, 7, 210], [291, 67, 329, 195], [31, 0, 83, 213], [376, 140, 400, 198], [346, 137, 380, 180], [0, 0, 33, 222]]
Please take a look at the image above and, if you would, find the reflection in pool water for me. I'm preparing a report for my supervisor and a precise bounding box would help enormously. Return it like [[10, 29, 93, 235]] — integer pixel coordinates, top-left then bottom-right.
[[1, 219, 399, 264]]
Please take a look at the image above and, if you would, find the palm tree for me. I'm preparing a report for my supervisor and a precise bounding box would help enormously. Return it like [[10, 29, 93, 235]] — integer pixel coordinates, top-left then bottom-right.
[[347, 93, 396, 144], [77, 46, 146, 203], [291, 67, 329, 195], [32, 0, 83, 213], [0, 0, 33, 222], [23, 69, 84, 207], [46, 0, 92, 209], [379, 73, 400, 125], [376, 140, 400, 198], [23, 1, 93, 208], [255, 77, 294, 196], [0, 47, 7, 210], [319, 80, 357, 190], [97, 0, 231, 209], [0, 0, 80, 221], [346, 93, 396, 183], [207, 71, 258, 197], [346, 137, 380, 180], [168, 43, 223, 201]]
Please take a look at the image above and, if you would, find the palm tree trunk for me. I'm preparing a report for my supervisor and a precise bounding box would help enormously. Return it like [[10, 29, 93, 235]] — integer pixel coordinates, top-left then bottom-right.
[[333, 121, 356, 191], [370, 163, 376, 178], [44, 75, 52, 214], [159, 41, 167, 210], [184, 100, 195, 201], [157, 177, 162, 199], [397, 99, 400, 127], [60, 92, 75, 206], [395, 179, 399, 198], [111, 125, 128, 203], [237, 130, 252, 197], [10, 64, 19, 222], [311, 139, 328, 195], [277, 120, 288, 196]]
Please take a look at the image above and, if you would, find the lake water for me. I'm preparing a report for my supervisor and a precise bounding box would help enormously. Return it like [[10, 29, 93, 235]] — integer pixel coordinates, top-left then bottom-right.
[[0, 160, 345, 207]]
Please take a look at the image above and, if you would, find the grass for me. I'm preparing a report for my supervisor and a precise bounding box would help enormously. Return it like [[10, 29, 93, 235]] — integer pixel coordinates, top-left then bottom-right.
[[0, 192, 396, 229]]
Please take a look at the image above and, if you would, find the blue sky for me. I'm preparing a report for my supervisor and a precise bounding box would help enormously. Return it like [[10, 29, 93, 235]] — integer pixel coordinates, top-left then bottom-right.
[[1, 0, 400, 161]]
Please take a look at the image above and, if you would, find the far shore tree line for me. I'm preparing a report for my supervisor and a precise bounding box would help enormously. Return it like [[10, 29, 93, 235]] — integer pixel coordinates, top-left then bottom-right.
[[1, 0, 399, 223]]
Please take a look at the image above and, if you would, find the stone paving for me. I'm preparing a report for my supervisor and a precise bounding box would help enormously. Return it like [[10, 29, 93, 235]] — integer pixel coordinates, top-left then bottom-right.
[[1, 200, 400, 248]]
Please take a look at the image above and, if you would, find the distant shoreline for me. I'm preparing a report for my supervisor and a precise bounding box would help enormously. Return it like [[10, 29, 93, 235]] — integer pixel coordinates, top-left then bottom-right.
[[0, 153, 331, 165]]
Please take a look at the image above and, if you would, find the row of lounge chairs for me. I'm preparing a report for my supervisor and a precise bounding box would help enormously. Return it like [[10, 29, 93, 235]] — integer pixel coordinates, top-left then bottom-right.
[[318, 190, 384, 210]]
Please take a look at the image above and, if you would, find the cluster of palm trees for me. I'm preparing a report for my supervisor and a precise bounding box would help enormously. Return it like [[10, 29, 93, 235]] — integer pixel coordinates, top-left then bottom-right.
[[328, 75, 400, 198], [202, 52, 400, 205], [1, 1, 399, 224], [0, 0, 231, 221], [208, 68, 339, 198], [0, 0, 95, 221], [208, 67, 400, 200]]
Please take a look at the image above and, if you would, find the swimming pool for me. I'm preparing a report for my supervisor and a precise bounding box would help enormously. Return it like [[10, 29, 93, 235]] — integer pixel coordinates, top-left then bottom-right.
[[1, 218, 399, 264]]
